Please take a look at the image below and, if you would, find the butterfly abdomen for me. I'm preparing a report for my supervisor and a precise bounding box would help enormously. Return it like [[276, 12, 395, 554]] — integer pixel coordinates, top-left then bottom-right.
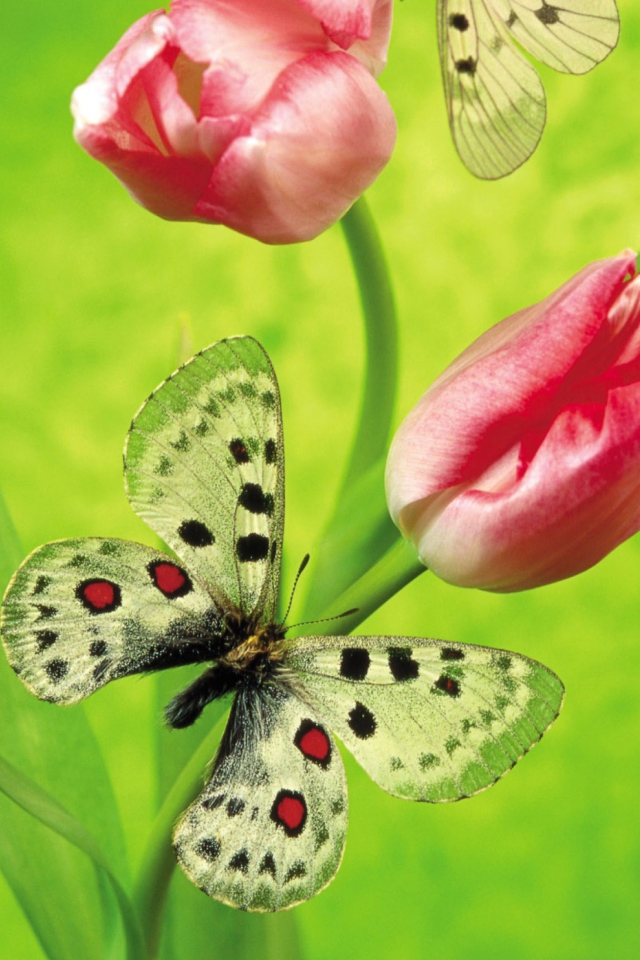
[[164, 622, 287, 729]]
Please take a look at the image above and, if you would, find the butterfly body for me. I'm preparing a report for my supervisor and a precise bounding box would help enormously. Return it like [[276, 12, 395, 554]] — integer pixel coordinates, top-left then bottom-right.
[[1, 336, 564, 911], [438, 0, 620, 178]]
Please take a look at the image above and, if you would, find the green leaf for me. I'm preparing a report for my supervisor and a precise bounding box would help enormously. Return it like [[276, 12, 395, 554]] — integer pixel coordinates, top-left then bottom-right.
[[0, 752, 145, 960], [0, 487, 130, 959]]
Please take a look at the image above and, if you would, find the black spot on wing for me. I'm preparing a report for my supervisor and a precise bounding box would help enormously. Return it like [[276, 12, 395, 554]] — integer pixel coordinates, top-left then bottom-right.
[[434, 675, 461, 698], [178, 519, 214, 547], [455, 57, 476, 75], [32, 575, 51, 596], [441, 647, 465, 661], [35, 605, 57, 620], [89, 639, 108, 657], [259, 852, 276, 878], [46, 659, 68, 682], [264, 438, 277, 464], [348, 701, 376, 739], [226, 797, 245, 817], [284, 862, 307, 884], [535, 3, 559, 25], [229, 438, 250, 463], [238, 483, 274, 515], [201, 793, 226, 811], [388, 647, 419, 681], [236, 534, 269, 562], [228, 850, 250, 873], [35, 630, 58, 651], [340, 648, 370, 681], [196, 837, 221, 862], [449, 12, 469, 30]]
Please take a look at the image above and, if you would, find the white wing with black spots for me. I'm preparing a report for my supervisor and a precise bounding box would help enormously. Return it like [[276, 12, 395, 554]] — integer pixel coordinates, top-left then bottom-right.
[[125, 336, 284, 625], [439, 0, 619, 178], [286, 636, 564, 802], [174, 684, 348, 912], [1, 538, 219, 704], [503, 0, 619, 74]]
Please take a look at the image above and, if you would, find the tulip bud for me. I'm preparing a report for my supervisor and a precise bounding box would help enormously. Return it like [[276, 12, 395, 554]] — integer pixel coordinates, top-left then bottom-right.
[[386, 250, 640, 591], [71, 0, 396, 244]]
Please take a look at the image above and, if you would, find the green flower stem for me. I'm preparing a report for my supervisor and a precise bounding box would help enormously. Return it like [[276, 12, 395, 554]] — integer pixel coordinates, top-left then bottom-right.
[[302, 197, 399, 617], [339, 195, 398, 487], [133, 714, 228, 960], [306, 536, 426, 638]]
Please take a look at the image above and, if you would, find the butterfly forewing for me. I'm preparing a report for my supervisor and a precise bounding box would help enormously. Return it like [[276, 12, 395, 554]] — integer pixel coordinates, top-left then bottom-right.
[[286, 636, 564, 802], [174, 684, 347, 912], [439, 0, 546, 179], [502, 0, 619, 74], [124, 336, 284, 625], [1, 538, 219, 704], [439, 0, 619, 178]]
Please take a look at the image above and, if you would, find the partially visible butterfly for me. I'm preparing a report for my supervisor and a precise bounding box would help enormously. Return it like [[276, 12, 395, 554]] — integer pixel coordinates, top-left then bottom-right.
[[438, 0, 620, 178], [1, 337, 564, 911]]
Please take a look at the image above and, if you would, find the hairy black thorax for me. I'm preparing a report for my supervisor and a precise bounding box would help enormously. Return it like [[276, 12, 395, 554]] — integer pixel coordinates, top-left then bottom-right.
[[163, 613, 287, 729]]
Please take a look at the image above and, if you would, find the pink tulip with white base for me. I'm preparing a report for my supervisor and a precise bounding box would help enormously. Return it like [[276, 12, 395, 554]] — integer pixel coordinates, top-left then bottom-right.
[[386, 250, 640, 591], [71, 0, 395, 244]]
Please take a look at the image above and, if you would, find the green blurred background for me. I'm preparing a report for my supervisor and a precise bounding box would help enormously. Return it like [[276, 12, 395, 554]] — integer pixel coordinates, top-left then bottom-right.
[[2, 1, 640, 958]]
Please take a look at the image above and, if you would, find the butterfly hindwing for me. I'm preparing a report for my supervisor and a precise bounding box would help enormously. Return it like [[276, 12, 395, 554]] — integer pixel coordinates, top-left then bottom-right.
[[439, 0, 619, 178], [1, 538, 219, 704], [124, 336, 284, 625], [174, 684, 348, 912], [286, 635, 564, 802]]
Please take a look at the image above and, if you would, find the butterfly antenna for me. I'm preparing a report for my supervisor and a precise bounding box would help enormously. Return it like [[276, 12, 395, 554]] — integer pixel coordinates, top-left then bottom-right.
[[286, 607, 359, 632], [280, 553, 311, 626]]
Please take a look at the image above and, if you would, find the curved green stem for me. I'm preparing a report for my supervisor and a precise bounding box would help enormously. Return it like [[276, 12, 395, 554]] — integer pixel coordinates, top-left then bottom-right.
[[339, 195, 398, 486], [302, 196, 399, 617], [132, 714, 228, 960], [299, 536, 425, 638]]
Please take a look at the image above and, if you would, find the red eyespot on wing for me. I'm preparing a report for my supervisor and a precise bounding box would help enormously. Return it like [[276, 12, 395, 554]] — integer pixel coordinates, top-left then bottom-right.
[[294, 720, 331, 768], [77, 579, 121, 614], [270, 790, 307, 837], [149, 561, 192, 598]]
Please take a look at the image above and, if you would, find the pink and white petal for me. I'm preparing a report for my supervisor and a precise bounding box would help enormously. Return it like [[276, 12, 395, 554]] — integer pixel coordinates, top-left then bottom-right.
[[386, 251, 637, 524], [410, 386, 640, 591], [135, 49, 202, 157], [72, 12, 170, 132], [295, 0, 394, 75], [171, 0, 327, 114], [193, 51, 396, 243], [77, 125, 212, 220], [294, 0, 377, 44], [198, 114, 249, 166]]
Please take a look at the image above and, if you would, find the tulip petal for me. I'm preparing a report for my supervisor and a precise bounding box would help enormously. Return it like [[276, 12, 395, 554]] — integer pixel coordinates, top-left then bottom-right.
[[295, 0, 393, 74], [171, 0, 328, 114], [411, 385, 640, 591], [386, 251, 636, 523], [194, 51, 396, 243]]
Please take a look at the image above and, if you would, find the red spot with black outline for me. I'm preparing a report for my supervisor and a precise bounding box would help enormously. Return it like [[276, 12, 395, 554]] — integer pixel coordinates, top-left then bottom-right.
[[271, 789, 307, 837], [148, 561, 192, 598], [77, 579, 121, 614], [294, 719, 331, 768]]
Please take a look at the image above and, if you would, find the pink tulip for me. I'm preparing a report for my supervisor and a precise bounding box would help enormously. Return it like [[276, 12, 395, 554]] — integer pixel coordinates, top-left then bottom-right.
[[386, 250, 640, 591], [71, 0, 395, 244]]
